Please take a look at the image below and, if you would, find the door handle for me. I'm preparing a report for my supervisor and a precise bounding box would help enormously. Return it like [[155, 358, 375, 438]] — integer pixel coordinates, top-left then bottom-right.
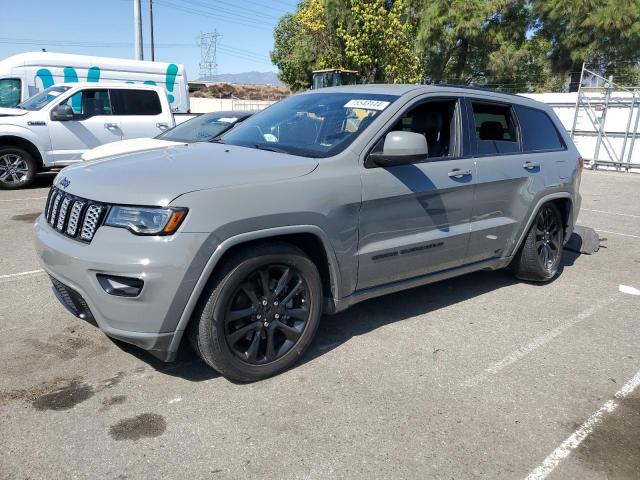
[[448, 169, 472, 179], [523, 161, 540, 170], [156, 122, 170, 130], [104, 123, 119, 129]]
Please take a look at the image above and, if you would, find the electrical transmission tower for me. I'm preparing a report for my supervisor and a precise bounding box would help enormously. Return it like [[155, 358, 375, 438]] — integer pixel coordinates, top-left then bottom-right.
[[197, 31, 222, 81]]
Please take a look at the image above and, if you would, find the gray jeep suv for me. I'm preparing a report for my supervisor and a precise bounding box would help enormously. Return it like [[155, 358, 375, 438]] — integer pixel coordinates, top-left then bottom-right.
[[36, 85, 582, 381]]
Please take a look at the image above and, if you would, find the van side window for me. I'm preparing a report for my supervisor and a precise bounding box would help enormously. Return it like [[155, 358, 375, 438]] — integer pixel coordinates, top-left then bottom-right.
[[471, 102, 519, 155], [60, 89, 112, 119], [515, 105, 564, 152], [383, 100, 458, 158], [111, 89, 162, 115]]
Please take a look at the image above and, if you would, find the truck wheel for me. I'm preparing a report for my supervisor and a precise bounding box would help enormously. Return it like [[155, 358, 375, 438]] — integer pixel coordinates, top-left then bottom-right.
[[189, 242, 322, 382], [512, 203, 564, 282], [0, 147, 37, 189]]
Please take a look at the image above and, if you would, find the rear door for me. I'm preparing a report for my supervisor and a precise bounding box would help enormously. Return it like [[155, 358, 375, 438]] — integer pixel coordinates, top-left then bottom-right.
[[110, 88, 170, 139], [465, 98, 555, 263], [357, 96, 477, 290], [47, 88, 122, 164]]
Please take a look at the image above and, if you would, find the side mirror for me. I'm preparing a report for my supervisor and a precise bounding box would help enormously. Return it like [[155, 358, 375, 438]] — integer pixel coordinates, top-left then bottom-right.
[[367, 131, 428, 167], [51, 104, 74, 121]]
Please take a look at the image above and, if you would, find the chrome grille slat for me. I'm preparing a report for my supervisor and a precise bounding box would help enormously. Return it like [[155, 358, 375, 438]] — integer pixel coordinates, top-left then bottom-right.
[[49, 193, 62, 226], [66, 200, 85, 236], [46, 190, 58, 223], [56, 197, 71, 231], [80, 205, 104, 241], [43, 187, 105, 243]]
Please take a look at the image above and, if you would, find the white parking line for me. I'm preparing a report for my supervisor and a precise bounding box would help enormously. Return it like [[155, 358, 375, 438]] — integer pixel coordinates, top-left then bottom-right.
[[582, 208, 640, 219], [461, 298, 614, 388], [524, 368, 640, 480], [0, 196, 47, 203], [619, 284, 640, 296], [0, 269, 45, 280], [596, 229, 640, 239]]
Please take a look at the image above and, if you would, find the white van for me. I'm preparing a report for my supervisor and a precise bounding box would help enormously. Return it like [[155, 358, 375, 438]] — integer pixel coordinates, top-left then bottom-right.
[[0, 52, 190, 113]]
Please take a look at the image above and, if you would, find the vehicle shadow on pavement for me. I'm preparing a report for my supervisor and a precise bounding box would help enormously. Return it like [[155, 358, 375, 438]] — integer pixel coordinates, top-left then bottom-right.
[[300, 252, 581, 368], [111, 339, 220, 382], [29, 172, 57, 189]]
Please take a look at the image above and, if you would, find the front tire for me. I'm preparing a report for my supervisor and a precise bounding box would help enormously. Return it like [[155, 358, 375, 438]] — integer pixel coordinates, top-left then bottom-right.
[[0, 147, 38, 190], [512, 203, 564, 282], [189, 242, 322, 382]]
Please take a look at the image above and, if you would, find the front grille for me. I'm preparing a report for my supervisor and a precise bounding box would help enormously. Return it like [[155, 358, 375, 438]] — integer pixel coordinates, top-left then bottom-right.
[[44, 187, 107, 243], [49, 275, 95, 324]]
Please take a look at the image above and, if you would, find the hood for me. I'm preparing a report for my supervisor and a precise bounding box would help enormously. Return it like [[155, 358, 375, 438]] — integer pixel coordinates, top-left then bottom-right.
[[81, 138, 182, 161], [0, 107, 28, 117], [56, 142, 319, 205]]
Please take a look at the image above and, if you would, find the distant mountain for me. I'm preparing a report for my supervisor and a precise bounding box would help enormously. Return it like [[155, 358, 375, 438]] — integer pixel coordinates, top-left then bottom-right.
[[200, 71, 283, 86]]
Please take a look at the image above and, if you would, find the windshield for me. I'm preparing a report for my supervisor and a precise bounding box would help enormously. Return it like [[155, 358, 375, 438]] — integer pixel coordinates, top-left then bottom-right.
[[0, 78, 21, 108], [157, 113, 245, 142], [220, 92, 398, 158], [18, 86, 71, 111]]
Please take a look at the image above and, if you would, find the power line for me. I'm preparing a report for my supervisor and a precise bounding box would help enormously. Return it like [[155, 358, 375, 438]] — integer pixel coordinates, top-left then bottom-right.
[[153, 0, 272, 31], [174, 0, 281, 22], [0, 36, 272, 63]]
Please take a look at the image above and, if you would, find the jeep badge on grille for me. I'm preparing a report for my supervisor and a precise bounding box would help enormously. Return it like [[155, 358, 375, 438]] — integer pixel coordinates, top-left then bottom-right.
[[60, 177, 71, 189]]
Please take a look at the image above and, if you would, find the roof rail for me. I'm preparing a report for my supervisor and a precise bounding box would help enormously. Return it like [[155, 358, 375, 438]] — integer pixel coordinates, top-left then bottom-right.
[[432, 83, 522, 97]]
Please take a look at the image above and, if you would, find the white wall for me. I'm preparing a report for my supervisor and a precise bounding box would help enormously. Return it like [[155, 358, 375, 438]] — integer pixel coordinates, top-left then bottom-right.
[[522, 92, 640, 172], [189, 97, 276, 113]]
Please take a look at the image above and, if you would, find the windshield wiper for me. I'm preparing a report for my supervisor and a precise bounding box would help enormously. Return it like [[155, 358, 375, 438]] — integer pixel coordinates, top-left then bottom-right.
[[253, 143, 288, 154], [211, 138, 225, 144]]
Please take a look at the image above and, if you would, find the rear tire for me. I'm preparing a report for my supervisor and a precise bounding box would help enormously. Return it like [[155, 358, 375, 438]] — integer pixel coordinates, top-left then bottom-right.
[[189, 242, 322, 382], [0, 147, 38, 190], [512, 203, 564, 282]]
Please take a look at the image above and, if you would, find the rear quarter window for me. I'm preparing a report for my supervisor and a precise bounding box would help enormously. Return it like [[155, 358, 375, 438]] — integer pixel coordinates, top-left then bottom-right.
[[111, 89, 162, 115], [515, 105, 565, 152]]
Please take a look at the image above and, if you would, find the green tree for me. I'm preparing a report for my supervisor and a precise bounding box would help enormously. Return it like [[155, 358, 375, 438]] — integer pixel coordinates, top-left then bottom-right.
[[330, 0, 424, 83], [271, 0, 423, 89], [407, 0, 549, 91], [533, 0, 640, 82]]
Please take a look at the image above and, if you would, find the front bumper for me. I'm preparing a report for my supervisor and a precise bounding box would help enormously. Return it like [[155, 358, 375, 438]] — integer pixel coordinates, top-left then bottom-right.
[[35, 214, 209, 361]]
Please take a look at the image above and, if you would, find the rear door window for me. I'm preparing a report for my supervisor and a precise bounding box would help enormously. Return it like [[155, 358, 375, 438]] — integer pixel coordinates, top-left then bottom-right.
[[110, 89, 162, 115], [515, 105, 565, 152], [471, 102, 519, 155]]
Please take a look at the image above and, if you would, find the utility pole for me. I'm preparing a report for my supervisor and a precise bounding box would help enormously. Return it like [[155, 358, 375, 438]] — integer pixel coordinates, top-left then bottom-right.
[[134, 0, 144, 60], [197, 31, 222, 81], [149, 0, 155, 61]]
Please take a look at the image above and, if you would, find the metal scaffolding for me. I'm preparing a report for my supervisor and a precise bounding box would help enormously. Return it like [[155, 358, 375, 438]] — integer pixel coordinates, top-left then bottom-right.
[[570, 65, 640, 171]]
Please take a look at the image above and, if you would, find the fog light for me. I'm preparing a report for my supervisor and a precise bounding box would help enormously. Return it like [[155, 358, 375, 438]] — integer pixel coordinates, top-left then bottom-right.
[[97, 274, 144, 297]]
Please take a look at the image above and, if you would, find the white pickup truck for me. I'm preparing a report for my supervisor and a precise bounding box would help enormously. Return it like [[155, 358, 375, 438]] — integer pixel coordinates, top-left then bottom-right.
[[0, 82, 193, 189]]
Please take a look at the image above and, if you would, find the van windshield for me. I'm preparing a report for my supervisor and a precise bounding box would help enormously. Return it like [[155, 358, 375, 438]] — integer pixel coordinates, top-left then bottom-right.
[[0, 78, 21, 108], [219, 92, 398, 158], [17, 86, 71, 111]]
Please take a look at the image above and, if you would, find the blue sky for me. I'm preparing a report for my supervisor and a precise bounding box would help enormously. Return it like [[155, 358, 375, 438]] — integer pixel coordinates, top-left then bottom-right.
[[0, 0, 296, 76]]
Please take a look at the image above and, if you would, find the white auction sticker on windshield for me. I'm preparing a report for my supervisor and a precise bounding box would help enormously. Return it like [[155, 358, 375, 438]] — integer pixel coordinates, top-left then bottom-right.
[[344, 99, 390, 111]]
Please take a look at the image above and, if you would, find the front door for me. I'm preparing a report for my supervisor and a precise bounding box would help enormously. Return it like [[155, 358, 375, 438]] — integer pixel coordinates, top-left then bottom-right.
[[47, 88, 122, 165], [357, 97, 476, 290]]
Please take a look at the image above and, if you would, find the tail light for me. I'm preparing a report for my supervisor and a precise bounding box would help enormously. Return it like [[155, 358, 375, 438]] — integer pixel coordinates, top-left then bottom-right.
[[578, 156, 584, 169]]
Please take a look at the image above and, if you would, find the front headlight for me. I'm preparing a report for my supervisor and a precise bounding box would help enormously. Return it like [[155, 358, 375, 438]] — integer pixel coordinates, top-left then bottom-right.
[[105, 206, 187, 235]]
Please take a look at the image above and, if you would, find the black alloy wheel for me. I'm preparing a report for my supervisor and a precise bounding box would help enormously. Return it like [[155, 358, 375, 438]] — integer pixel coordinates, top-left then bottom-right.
[[189, 242, 322, 381], [224, 265, 310, 365], [535, 205, 562, 273], [512, 202, 564, 282]]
